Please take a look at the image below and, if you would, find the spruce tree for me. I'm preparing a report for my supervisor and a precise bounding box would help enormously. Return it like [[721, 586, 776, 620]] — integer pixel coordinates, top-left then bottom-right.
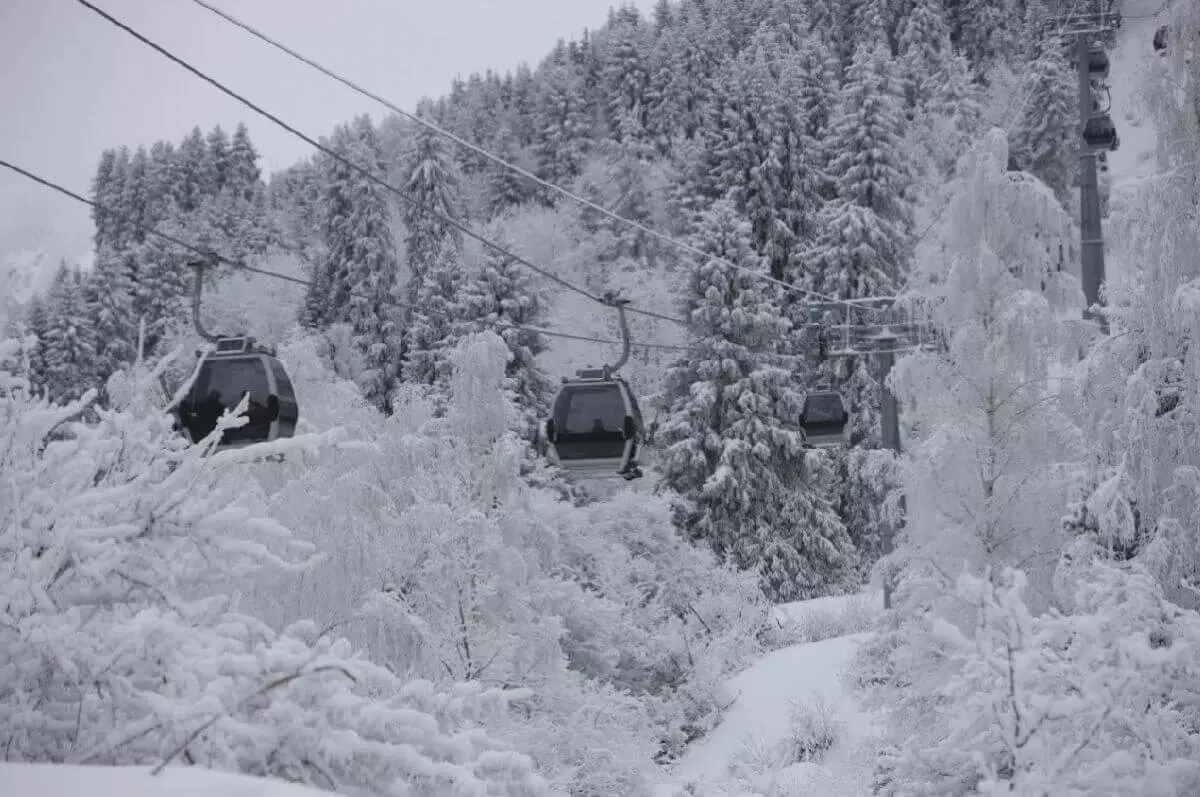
[[132, 212, 192, 352], [90, 149, 118, 252], [227, 122, 262, 203], [22, 294, 50, 394], [897, 0, 955, 113], [174, 126, 207, 214], [203, 124, 231, 197], [120, 146, 151, 247], [40, 263, 99, 403], [1008, 39, 1077, 202], [87, 247, 138, 377], [531, 59, 593, 185], [481, 122, 534, 217], [400, 112, 465, 297], [659, 200, 855, 601], [144, 140, 177, 230], [401, 236, 468, 408], [601, 6, 652, 139], [460, 225, 553, 441], [312, 116, 403, 412], [794, 33, 842, 200]]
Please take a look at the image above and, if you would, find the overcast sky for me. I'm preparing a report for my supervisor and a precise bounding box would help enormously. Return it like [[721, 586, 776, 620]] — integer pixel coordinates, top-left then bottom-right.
[[0, 0, 653, 264]]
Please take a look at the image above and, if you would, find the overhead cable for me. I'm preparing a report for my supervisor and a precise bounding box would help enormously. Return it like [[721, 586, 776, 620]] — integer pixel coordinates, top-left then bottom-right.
[[184, 0, 893, 315], [71, 0, 688, 328], [0, 157, 691, 352]]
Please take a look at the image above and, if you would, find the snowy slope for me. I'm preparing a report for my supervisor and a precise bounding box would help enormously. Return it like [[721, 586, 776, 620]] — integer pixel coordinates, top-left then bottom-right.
[[657, 594, 882, 797], [0, 763, 340, 797], [1104, 0, 1172, 281]]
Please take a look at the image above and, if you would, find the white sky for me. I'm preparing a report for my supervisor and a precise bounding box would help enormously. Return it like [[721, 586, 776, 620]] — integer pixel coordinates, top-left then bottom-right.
[[0, 0, 653, 264]]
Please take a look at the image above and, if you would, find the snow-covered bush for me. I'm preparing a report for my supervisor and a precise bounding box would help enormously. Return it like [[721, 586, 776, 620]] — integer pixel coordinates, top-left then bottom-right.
[[242, 331, 768, 794], [768, 593, 877, 648], [0, 337, 552, 796], [870, 556, 1200, 796]]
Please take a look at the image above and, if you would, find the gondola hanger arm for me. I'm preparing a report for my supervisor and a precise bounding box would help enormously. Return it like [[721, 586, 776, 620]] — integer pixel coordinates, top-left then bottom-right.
[[186, 256, 222, 343], [601, 291, 632, 377]]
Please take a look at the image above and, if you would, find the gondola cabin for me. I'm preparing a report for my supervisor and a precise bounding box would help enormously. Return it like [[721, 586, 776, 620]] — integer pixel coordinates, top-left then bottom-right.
[[178, 336, 299, 449], [1083, 114, 1119, 152], [799, 390, 850, 449], [545, 368, 643, 479], [1086, 46, 1109, 80]]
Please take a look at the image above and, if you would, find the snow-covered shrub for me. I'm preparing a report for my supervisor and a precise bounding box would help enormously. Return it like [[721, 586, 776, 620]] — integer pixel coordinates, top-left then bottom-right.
[[767, 593, 876, 648], [244, 332, 769, 792], [0, 337, 552, 796], [541, 489, 770, 760], [866, 557, 1200, 796], [782, 694, 841, 765]]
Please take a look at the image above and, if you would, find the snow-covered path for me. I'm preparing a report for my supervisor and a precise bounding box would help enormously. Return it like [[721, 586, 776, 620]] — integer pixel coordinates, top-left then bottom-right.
[[0, 763, 332, 797], [656, 595, 882, 796], [1106, 1, 1167, 194], [1103, 0, 1171, 284]]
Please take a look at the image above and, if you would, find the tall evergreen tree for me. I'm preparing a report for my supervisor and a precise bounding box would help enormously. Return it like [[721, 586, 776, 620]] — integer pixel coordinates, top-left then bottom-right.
[[22, 293, 50, 394], [460, 225, 553, 441], [400, 112, 465, 297], [601, 6, 653, 139], [203, 125, 231, 197], [174, 126, 207, 213], [1008, 39, 1077, 202], [90, 149, 119, 252], [119, 147, 151, 248], [144, 140, 177, 229], [401, 236, 468, 407], [897, 0, 955, 113], [532, 59, 593, 185], [659, 200, 855, 601], [481, 122, 534, 217], [308, 116, 403, 411], [40, 263, 99, 403], [800, 40, 913, 446], [227, 122, 262, 203], [86, 248, 137, 377]]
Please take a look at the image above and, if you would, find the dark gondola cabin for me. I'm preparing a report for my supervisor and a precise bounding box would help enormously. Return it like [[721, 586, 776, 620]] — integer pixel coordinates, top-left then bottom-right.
[[1154, 25, 1168, 54], [1087, 46, 1109, 80], [1083, 114, 1119, 152], [178, 337, 299, 449], [799, 390, 850, 449], [545, 369, 643, 479]]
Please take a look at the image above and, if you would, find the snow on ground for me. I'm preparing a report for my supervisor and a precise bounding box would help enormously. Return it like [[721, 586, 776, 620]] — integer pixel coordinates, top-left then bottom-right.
[[0, 763, 337, 797], [656, 593, 883, 797], [1107, 0, 1169, 199], [1104, 0, 1171, 285]]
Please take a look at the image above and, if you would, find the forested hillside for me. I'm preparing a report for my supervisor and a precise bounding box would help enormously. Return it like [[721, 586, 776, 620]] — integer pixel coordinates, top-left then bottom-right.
[[6, 0, 1199, 793], [7, 0, 1083, 595]]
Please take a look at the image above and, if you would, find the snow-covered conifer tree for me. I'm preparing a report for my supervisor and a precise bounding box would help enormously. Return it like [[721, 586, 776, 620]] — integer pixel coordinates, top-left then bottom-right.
[[460, 223, 553, 440], [202, 124, 231, 197], [307, 116, 402, 412], [1008, 35, 1077, 202], [173, 126, 207, 214], [897, 0, 955, 113], [401, 236, 468, 405], [659, 200, 855, 601], [800, 40, 914, 440], [400, 111, 465, 292], [86, 247, 138, 377], [481, 121, 535, 217], [39, 263, 99, 403], [532, 58, 593, 185]]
